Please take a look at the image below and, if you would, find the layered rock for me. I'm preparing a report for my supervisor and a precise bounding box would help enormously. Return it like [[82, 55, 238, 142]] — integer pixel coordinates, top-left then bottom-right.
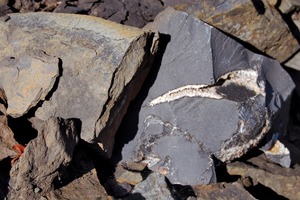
[[118, 8, 295, 185], [0, 13, 158, 157], [8, 117, 80, 199], [193, 182, 256, 200], [165, 0, 299, 62], [227, 155, 300, 200], [0, 52, 59, 117], [0, 115, 18, 161], [47, 146, 109, 200], [267, 0, 300, 13]]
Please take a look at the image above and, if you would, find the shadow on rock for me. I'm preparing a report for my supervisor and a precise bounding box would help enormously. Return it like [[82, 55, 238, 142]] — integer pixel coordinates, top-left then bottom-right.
[[111, 33, 171, 164]]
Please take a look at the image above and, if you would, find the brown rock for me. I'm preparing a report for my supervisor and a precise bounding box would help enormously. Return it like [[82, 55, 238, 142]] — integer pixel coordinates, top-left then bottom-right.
[[0, 89, 7, 115], [47, 146, 109, 200], [170, 0, 299, 62], [193, 182, 256, 200], [0, 13, 158, 157], [0, 115, 18, 161], [267, 0, 300, 13], [227, 159, 300, 200], [0, 51, 59, 118], [115, 165, 143, 185], [8, 117, 80, 199]]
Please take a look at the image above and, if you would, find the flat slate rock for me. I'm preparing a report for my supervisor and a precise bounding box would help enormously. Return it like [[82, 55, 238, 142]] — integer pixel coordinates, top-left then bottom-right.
[[0, 13, 157, 157], [118, 7, 295, 185]]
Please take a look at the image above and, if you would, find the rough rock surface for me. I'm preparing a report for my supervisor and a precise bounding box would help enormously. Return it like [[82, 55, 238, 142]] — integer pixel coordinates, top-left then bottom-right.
[[0, 51, 59, 117], [115, 165, 143, 185], [193, 182, 256, 200], [130, 172, 173, 199], [47, 146, 109, 200], [168, 0, 299, 62], [0, 13, 157, 157], [267, 0, 300, 13], [118, 7, 295, 186], [0, 115, 18, 161], [8, 117, 79, 199], [227, 156, 300, 200], [285, 52, 300, 71], [88, 0, 165, 28], [0, 0, 165, 28]]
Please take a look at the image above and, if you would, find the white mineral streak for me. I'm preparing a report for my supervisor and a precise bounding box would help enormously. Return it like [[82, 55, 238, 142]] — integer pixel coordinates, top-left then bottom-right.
[[148, 85, 223, 106], [218, 68, 265, 96], [148, 69, 264, 107]]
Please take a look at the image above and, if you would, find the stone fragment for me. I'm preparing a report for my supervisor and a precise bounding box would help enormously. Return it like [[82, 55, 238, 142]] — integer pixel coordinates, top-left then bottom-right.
[[130, 172, 173, 199], [227, 160, 300, 200], [115, 165, 143, 185], [0, 89, 7, 115], [0, 51, 59, 117], [89, 0, 165, 28], [285, 52, 300, 71], [267, 0, 300, 13], [8, 117, 79, 199], [285, 10, 300, 71], [0, 13, 158, 157], [46, 146, 109, 200], [193, 182, 256, 200], [119, 7, 295, 186], [167, 0, 299, 62], [261, 138, 291, 168], [0, 115, 18, 161], [104, 178, 132, 198]]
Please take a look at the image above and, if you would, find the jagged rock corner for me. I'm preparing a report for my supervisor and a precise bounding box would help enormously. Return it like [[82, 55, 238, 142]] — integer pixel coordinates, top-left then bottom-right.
[[0, 12, 157, 198], [0, 12, 158, 153]]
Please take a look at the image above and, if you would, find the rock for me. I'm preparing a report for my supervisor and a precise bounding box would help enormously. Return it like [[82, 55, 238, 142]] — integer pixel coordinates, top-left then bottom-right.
[[115, 165, 143, 185], [0, 2, 12, 17], [227, 159, 300, 200], [55, 0, 165, 28], [0, 88, 7, 115], [0, 13, 158, 157], [0, 51, 59, 117], [8, 117, 80, 199], [89, 0, 165, 28], [261, 138, 291, 168], [0, 115, 18, 161], [130, 172, 173, 199], [267, 0, 300, 13], [104, 178, 133, 198], [285, 52, 300, 71], [285, 11, 300, 71], [193, 182, 256, 200], [46, 146, 109, 200], [168, 0, 299, 62], [118, 7, 295, 186]]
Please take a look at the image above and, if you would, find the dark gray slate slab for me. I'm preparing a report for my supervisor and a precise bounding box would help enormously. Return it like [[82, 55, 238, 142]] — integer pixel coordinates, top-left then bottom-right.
[[118, 7, 295, 185]]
